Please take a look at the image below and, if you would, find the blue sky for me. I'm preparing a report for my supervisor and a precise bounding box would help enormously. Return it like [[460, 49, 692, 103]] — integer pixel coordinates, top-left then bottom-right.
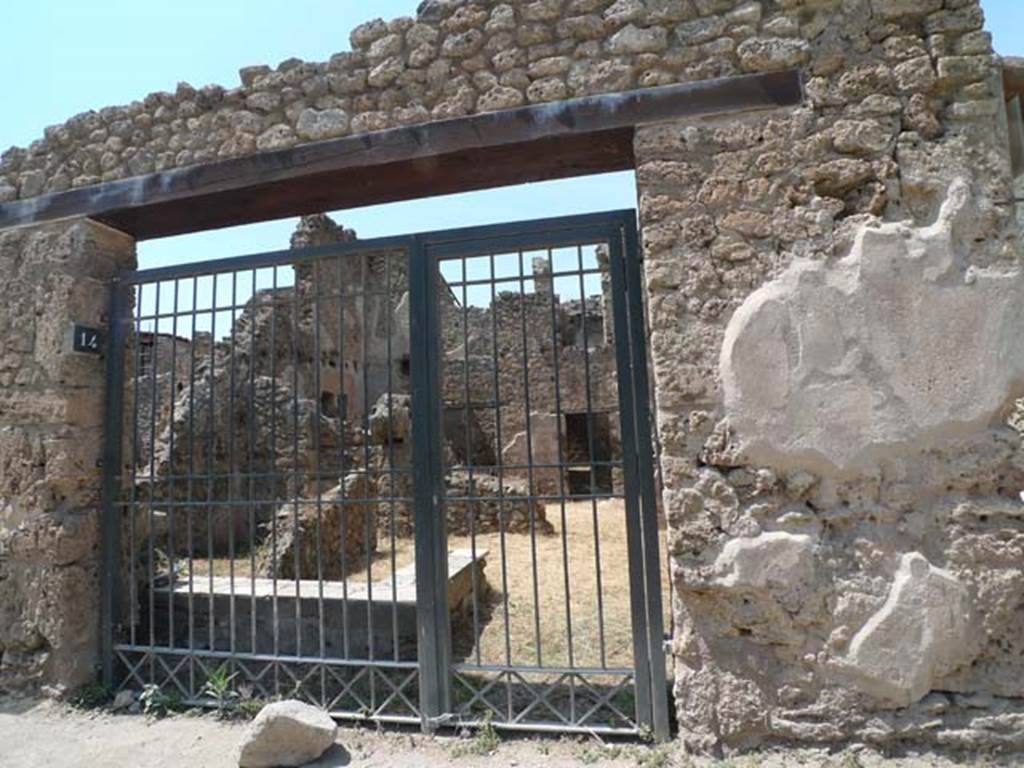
[[2, 0, 1022, 271]]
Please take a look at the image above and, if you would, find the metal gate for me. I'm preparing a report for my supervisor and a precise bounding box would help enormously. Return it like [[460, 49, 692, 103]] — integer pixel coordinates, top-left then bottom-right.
[[100, 210, 669, 739]]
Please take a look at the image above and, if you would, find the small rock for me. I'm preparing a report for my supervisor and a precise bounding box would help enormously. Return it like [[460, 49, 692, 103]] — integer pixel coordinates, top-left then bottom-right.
[[296, 108, 351, 142], [736, 37, 810, 71], [607, 24, 669, 55], [112, 689, 135, 711], [237, 700, 338, 768]]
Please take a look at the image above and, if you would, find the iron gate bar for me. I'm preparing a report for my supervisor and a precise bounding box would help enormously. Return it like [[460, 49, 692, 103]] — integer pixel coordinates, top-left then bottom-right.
[[606, 219, 655, 732], [248, 267, 260, 659], [291, 260, 302, 659], [206, 277, 219, 653], [147, 280, 160, 670], [131, 288, 399, 322], [544, 240, 577, 712], [187, 274, 199, 694], [335, 256, 350, 661], [575, 242, 608, 670], [458, 258, 483, 669], [622, 216, 672, 741], [270, 265, 281, 668], [487, 251, 512, 682], [167, 279, 179, 657], [410, 234, 453, 726], [516, 248, 543, 668], [119, 210, 632, 284], [123, 235, 415, 282], [101, 208, 668, 737], [100, 279, 130, 687]]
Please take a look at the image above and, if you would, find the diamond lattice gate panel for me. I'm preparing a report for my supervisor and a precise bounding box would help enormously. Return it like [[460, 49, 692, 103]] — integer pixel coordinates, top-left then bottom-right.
[[100, 211, 669, 738]]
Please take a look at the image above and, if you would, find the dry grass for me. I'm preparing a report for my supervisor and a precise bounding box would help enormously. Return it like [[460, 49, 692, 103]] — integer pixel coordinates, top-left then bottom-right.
[[191, 499, 671, 672], [444, 498, 671, 671]]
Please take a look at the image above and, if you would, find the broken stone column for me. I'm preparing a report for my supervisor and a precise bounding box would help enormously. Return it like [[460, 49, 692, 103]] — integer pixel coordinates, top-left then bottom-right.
[[0, 218, 136, 695]]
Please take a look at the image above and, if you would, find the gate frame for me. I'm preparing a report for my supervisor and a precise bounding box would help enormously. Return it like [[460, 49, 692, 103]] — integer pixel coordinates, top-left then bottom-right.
[[100, 209, 670, 739]]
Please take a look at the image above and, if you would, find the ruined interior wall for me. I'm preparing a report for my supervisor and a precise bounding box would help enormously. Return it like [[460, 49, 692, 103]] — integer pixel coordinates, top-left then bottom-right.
[[633, 0, 1024, 753], [441, 285, 619, 495], [0, 219, 136, 694]]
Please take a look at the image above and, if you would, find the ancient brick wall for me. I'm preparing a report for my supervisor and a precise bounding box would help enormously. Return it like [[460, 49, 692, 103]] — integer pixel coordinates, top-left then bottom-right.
[[1, 0, 1022, 755]]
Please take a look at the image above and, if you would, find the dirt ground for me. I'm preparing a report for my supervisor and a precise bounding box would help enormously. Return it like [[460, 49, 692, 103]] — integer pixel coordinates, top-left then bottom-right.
[[1, 698, 1019, 768]]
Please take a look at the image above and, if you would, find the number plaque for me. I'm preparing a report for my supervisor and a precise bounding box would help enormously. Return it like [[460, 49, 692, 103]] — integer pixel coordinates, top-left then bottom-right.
[[71, 324, 104, 354]]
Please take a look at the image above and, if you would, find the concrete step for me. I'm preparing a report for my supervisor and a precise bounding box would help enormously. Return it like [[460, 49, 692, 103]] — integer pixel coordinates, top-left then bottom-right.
[[142, 548, 488, 660]]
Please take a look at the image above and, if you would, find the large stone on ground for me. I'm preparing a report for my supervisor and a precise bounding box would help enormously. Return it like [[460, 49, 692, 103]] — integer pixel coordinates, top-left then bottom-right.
[[237, 700, 337, 768], [720, 178, 1024, 477]]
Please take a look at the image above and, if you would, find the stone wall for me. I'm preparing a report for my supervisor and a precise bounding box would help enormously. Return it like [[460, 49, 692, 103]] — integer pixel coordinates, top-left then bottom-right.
[[0, 219, 135, 694], [1, 0, 1022, 756], [440, 278, 620, 496], [630, 0, 1024, 754], [0, 0, 797, 199]]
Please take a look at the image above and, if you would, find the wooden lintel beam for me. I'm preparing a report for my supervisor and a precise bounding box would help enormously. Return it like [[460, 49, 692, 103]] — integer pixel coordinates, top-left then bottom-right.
[[0, 70, 803, 239]]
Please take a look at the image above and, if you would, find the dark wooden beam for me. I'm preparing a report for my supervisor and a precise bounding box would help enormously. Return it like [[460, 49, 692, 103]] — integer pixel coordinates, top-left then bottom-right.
[[98, 129, 636, 238], [0, 70, 803, 239]]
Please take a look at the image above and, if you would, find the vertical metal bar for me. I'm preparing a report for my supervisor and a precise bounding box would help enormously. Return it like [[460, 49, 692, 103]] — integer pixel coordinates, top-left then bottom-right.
[[487, 252, 513, 722], [291, 263, 302, 659], [544, 247, 576, 715], [128, 284, 143, 650], [606, 226, 654, 732], [516, 251, 543, 667], [269, 267, 280, 689], [488, 254, 512, 664], [100, 278, 131, 687], [313, 260, 326, 694], [167, 279, 179, 651], [575, 246, 607, 669], [206, 277, 218, 651], [336, 255, 350, 660], [385, 251, 400, 663], [146, 283, 160, 660], [228, 272, 237, 657], [248, 268, 258, 655], [410, 236, 451, 728], [187, 275, 198, 689], [621, 216, 671, 741], [359, 253, 374, 700], [459, 261, 481, 668]]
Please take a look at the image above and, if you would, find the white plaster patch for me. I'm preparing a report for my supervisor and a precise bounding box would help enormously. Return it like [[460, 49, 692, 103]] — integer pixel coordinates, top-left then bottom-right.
[[713, 531, 816, 591], [720, 179, 1024, 477], [838, 552, 977, 707]]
